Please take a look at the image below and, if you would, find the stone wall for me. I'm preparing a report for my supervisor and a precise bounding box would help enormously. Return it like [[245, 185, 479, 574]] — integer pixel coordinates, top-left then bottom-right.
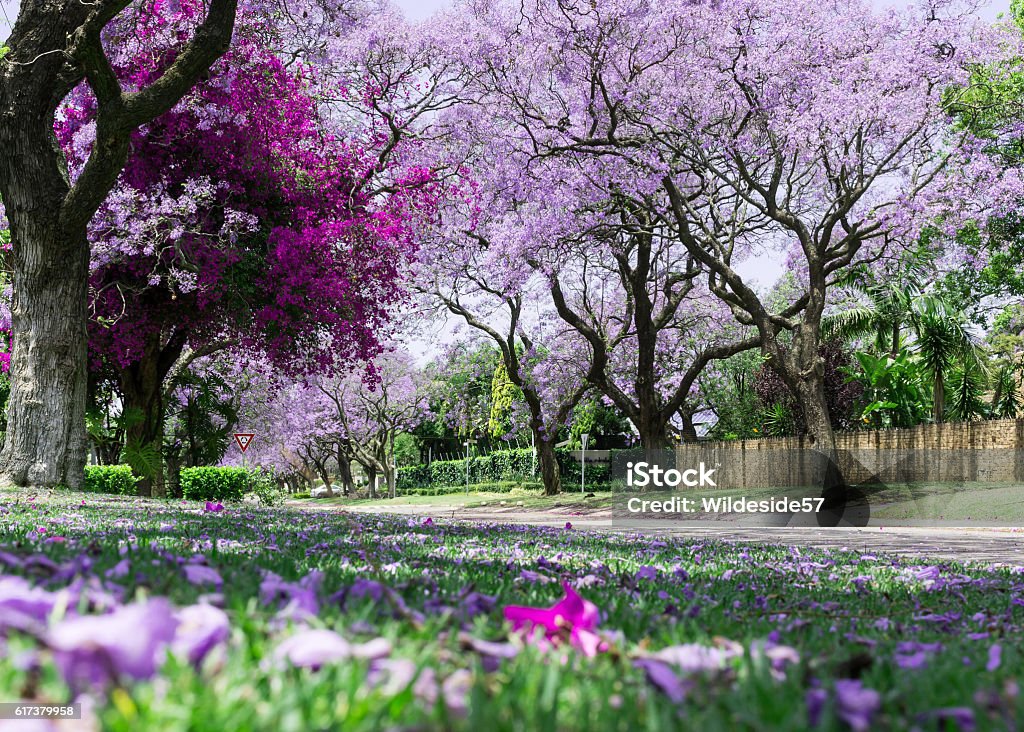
[[675, 419, 1024, 488]]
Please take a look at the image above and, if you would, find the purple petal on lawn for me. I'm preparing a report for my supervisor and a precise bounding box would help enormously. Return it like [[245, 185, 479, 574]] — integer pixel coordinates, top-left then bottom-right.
[[806, 687, 828, 727], [441, 669, 472, 716], [921, 708, 976, 732], [105, 559, 131, 580], [649, 642, 741, 673], [834, 680, 881, 732], [894, 651, 929, 670], [987, 643, 1002, 672], [635, 566, 658, 581], [0, 576, 58, 631], [458, 591, 496, 620], [368, 658, 418, 694], [172, 604, 230, 667], [183, 565, 223, 589], [274, 629, 391, 670], [635, 659, 689, 703], [49, 599, 179, 690], [464, 635, 518, 671]]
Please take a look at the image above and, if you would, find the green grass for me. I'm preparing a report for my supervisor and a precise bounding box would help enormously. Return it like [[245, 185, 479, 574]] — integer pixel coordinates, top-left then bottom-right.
[[0, 488, 1019, 730]]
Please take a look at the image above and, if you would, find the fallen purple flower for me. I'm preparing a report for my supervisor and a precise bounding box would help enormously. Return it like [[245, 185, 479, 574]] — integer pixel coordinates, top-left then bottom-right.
[[172, 603, 230, 668], [834, 679, 881, 732], [987, 643, 1002, 672], [0, 576, 59, 632], [49, 599, 179, 690], [183, 564, 223, 589], [273, 629, 391, 670]]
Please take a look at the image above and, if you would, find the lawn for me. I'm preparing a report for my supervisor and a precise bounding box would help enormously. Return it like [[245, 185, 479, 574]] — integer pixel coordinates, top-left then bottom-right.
[[0, 489, 1020, 731]]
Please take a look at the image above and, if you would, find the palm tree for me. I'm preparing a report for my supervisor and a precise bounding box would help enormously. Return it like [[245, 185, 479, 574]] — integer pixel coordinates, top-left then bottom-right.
[[824, 269, 987, 423], [910, 295, 988, 423], [991, 360, 1023, 418]]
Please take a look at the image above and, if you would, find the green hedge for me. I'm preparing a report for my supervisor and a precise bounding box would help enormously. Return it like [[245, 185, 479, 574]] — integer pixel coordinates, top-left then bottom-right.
[[83, 465, 139, 495], [180, 467, 249, 502], [397, 448, 611, 493]]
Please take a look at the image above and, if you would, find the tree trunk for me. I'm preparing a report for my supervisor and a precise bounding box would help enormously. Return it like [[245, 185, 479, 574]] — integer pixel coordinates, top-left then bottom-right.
[[120, 335, 167, 497], [933, 371, 945, 423], [680, 412, 698, 443], [337, 447, 354, 496], [536, 434, 562, 496], [166, 453, 182, 498], [0, 201, 90, 489], [366, 465, 378, 499]]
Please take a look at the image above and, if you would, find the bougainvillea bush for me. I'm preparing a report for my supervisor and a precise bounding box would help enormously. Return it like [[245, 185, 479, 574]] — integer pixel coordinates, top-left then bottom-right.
[[0, 492, 1020, 730]]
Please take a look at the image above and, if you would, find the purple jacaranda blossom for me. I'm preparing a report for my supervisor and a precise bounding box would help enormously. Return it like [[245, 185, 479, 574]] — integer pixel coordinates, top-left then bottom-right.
[[806, 687, 828, 727], [987, 643, 1002, 672], [273, 629, 390, 670], [564, 522, 572, 530], [895, 651, 929, 670], [422, 517, 433, 526], [634, 659, 691, 703], [834, 680, 881, 732], [49, 599, 179, 690], [0, 576, 59, 632], [503, 582, 606, 657], [260, 570, 322, 617], [183, 564, 223, 589], [204, 502, 224, 513], [172, 603, 230, 668], [645, 640, 743, 674], [750, 641, 800, 679], [457, 590, 497, 621], [459, 632, 518, 671], [635, 566, 658, 581], [105, 559, 131, 580], [918, 708, 976, 731]]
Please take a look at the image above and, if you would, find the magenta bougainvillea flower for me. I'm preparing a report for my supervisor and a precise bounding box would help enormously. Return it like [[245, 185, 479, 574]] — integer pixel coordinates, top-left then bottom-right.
[[503, 583, 606, 657]]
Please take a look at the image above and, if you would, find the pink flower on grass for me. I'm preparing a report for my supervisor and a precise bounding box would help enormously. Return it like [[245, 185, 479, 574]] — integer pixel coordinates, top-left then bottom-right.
[[503, 582, 606, 657], [204, 502, 224, 513]]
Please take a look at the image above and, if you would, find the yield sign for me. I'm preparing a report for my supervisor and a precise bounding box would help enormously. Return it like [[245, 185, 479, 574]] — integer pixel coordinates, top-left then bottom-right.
[[234, 433, 256, 453]]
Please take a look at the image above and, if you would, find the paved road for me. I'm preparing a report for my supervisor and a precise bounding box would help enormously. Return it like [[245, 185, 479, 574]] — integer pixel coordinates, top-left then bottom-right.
[[339, 503, 1024, 566]]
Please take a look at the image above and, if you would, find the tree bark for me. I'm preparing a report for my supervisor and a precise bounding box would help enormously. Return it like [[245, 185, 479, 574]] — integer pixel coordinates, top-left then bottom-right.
[[0, 213, 90, 488], [535, 430, 561, 497], [933, 371, 945, 424], [336, 446, 354, 496]]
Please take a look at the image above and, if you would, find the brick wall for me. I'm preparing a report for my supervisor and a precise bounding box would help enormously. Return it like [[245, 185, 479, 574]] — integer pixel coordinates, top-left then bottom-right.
[[675, 419, 1024, 488]]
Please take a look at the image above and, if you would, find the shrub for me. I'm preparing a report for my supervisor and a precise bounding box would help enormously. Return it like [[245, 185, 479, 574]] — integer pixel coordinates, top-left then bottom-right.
[[180, 467, 249, 502], [244, 469, 284, 506], [83, 465, 139, 495], [396, 448, 612, 493]]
